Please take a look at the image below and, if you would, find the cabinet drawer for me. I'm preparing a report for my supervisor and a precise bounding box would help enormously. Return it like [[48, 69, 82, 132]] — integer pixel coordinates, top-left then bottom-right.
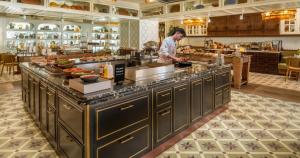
[[58, 96, 83, 141], [215, 71, 230, 88], [223, 86, 231, 104], [155, 89, 172, 108], [155, 106, 172, 144], [58, 124, 83, 158], [98, 125, 150, 158], [97, 95, 149, 140], [215, 90, 223, 109]]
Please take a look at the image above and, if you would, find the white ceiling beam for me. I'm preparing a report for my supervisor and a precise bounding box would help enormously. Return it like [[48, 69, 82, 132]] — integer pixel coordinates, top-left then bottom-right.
[[251, 6, 264, 12]]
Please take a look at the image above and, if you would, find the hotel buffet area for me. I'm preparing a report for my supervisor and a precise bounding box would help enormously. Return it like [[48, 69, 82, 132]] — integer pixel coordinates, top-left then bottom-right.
[[0, 0, 300, 158]]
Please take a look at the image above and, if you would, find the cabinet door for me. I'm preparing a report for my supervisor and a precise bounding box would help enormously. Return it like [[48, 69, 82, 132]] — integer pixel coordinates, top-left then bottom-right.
[[203, 76, 214, 115], [191, 80, 202, 122], [29, 77, 35, 114], [40, 85, 47, 130], [173, 84, 189, 132], [223, 86, 231, 104], [155, 107, 172, 145], [34, 80, 40, 122], [215, 89, 223, 109], [47, 105, 56, 140]]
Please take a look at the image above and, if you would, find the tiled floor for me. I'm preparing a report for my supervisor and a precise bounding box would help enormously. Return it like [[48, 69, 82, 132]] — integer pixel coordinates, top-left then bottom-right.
[[0, 90, 58, 158], [157, 91, 300, 158], [0, 71, 21, 84], [1, 73, 300, 158], [249, 72, 300, 92]]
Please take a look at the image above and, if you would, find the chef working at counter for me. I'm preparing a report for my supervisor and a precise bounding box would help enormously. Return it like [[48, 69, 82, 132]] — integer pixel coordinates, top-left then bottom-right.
[[158, 27, 186, 64]]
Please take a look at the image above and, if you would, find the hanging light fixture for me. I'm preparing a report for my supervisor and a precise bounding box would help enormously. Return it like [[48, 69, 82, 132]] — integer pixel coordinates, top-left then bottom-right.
[[262, 9, 296, 20], [183, 18, 206, 25]]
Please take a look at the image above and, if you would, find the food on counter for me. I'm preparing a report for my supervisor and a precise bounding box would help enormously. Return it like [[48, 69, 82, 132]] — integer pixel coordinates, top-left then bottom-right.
[[45, 65, 63, 75], [56, 59, 74, 69], [80, 75, 99, 83], [177, 46, 196, 54], [63, 68, 93, 78], [80, 57, 96, 62]]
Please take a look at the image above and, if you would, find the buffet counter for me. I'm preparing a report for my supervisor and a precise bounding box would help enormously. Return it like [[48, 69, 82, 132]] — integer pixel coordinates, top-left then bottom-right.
[[20, 62, 231, 158]]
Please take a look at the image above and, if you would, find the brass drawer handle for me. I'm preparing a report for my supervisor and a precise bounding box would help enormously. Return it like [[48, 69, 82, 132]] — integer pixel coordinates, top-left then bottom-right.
[[222, 74, 227, 77], [47, 92, 54, 96], [160, 110, 170, 116], [120, 136, 134, 144], [63, 104, 73, 110], [161, 93, 170, 97], [178, 87, 186, 91], [120, 104, 135, 111], [206, 79, 212, 82]]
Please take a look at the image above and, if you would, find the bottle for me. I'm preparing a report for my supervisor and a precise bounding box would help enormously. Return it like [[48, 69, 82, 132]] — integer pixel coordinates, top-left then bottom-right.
[[103, 62, 109, 78], [108, 62, 114, 79]]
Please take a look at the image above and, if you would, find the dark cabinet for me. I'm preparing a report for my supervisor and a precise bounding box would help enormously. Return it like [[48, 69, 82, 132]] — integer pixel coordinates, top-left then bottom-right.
[[58, 124, 83, 158], [97, 96, 149, 140], [34, 79, 40, 122], [215, 88, 223, 108], [48, 105, 56, 140], [173, 84, 189, 132], [203, 76, 214, 115], [215, 70, 231, 108], [29, 77, 34, 114], [155, 106, 172, 144], [58, 95, 83, 142], [190, 79, 203, 122], [98, 125, 150, 158], [40, 83, 47, 130]]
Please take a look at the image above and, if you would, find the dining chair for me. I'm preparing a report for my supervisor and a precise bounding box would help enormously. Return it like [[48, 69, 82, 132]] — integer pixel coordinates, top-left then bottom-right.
[[0, 54, 18, 76], [285, 57, 300, 81]]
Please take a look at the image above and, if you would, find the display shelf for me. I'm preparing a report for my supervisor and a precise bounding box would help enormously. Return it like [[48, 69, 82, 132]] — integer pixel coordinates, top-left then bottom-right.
[[17, 0, 43, 5], [6, 22, 36, 50]]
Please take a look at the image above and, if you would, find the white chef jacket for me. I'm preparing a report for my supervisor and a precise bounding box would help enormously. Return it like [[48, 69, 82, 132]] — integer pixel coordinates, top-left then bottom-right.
[[158, 37, 176, 64]]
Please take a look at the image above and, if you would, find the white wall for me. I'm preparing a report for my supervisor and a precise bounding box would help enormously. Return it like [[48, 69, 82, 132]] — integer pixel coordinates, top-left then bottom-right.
[[0, 17, 6, 52], [139, 20, 159, 49], [181, 36, 300, 50]]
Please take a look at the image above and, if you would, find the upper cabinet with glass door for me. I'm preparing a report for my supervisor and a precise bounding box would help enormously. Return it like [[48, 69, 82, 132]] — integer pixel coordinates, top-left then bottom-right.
[[6, 22, 36, 50], [48, 0, 90, 11], [63, 25, 86, 46], [115, 7, 139, 17], [280, 9, 300, 34], [142, 6, 164, 17], [36, 24, 61, 48], [93, 3, 110, 13]]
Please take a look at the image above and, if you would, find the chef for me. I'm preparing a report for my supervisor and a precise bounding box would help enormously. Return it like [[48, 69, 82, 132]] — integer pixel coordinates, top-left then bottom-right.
[[158, 27, 186, 64]]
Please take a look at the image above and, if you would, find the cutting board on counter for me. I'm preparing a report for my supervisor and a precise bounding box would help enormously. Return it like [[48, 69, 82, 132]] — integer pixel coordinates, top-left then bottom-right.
[[69, 78, 112, 94]]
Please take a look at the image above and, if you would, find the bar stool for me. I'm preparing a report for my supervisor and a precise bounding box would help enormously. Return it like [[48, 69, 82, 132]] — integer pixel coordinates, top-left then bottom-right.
[[0, 54, 18, 76], [285, 57, 300, 81]]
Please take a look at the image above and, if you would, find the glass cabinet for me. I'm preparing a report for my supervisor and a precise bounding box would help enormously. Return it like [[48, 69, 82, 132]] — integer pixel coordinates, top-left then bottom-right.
[[6, 22, 36, 50]]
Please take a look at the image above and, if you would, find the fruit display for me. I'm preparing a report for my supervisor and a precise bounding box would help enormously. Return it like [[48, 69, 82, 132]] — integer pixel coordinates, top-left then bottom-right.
[[56, 59, 74, 69], [63, 68, 93, 78]]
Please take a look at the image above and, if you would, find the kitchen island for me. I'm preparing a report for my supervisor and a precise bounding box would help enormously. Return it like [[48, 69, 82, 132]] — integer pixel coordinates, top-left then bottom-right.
[[20, 62, 231, 158]]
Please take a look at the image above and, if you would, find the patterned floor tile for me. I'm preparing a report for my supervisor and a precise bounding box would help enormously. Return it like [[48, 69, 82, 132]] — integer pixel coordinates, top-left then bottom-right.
[[230, 130, 254, 139], [0, 70, 21, 84], [268, 130, 295, 139], [261, 141, 290, 152], [198, 140, 222, 152], [218, 140, 245, 152], [226, 154, 251, 158], [249, 130, 275, 139], [274, 154, 300, 158], [251, 154, 275, 158], [177, 140, 198, 152], [194, 130, 214, 140], [239, 141, 268, 152], [249, 72, 300, 92], [211, 130, 234, 139]]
